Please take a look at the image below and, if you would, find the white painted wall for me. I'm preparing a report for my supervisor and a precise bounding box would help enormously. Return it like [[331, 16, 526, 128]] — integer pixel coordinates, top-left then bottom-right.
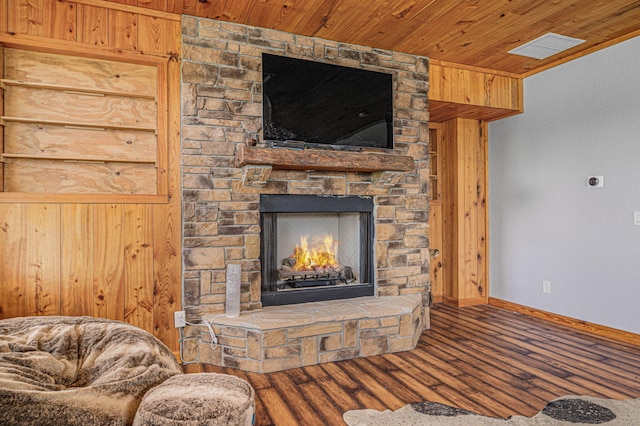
[[488, 36, 640, 334]]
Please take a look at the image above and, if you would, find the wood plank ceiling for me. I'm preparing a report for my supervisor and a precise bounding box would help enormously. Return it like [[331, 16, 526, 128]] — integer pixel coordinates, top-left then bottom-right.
[[108, 0, 640, 76]]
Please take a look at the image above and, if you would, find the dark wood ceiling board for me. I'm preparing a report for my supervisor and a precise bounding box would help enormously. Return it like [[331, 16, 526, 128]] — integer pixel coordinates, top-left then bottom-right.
[[424, 0, 592, 68], [428, 13, 551, 66], [164, 0, 183, 15], [215, 1, 255, 22], [368, 1, 473, 56], [508, 0, 553, 17], [178, 0, 246, 22], [546, 0, 631, 31], [450, 0, 640, 73], [562, 6, 640, 42], [242, 0, 306, 31], [540, 1, 640, 48], [289, 0, 340, 36], [377, 0, 551, 66], [313, 0, 389, 44], [178, 0, 195, 16], [104, 0, 640, 76], [339, 0, 412, 46], [346, 0, 457, 50], [451, 25, 559, 70]]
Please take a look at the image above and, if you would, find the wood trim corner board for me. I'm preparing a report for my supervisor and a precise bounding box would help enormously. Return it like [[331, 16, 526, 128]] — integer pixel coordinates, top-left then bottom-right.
[[489, 297, 640, 347]]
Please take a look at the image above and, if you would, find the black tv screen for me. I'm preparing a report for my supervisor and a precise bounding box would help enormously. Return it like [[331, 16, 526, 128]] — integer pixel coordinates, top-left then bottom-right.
[[262, 53, 394, 150]]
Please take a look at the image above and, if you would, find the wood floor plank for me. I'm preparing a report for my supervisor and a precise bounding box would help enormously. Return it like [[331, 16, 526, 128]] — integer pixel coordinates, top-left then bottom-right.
[[352, 357, 423, 402], [321, 362, 389, 411], [338, 360, 407, 409], [398, 351, 515, 418], [426, 329, 577, 389], [184, 304, 640, 426], [431, 319, 640, 399], [498, 335, 640, 392], [298, 381, 348, 425], [269, 370, 326, 425], [380, 351, 447, 386], [387, 369, 446, 403], [302, 364, 361, 412], [257, 387, 299, 425]]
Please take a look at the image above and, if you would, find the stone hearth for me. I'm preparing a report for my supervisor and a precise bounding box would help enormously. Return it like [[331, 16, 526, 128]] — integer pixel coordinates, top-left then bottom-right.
[[202, 295, 424, 373], [180, 17, 432, 372]]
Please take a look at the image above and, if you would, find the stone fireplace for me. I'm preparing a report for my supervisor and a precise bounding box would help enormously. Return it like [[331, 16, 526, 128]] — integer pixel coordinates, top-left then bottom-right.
[[180, 17, 432, 373]]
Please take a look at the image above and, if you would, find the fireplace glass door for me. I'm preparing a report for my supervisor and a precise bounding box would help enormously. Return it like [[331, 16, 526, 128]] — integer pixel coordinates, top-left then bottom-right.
[[260, 195, 374, 306]]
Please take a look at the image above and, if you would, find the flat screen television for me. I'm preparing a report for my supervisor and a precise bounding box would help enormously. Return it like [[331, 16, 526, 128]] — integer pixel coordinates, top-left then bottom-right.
[[262, 53, 394, 150]]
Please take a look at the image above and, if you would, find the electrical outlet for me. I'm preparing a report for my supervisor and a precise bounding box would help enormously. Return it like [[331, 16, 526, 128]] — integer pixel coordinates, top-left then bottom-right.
[[634, 211, 640, 226], [174, 311, 186, 328], [543, 280, 551, 294]]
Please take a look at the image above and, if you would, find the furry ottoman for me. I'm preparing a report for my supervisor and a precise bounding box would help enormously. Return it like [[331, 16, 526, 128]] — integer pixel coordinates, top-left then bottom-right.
[[0, 316, 183, 426], [133, 373, 256, 426]]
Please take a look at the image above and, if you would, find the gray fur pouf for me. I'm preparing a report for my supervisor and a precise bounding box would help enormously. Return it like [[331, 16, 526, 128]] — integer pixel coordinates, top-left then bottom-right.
[[133, 373, 255, 426]]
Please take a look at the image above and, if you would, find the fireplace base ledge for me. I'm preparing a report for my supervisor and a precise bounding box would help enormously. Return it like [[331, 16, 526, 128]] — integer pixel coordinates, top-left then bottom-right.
[[196, 294, 427, 373]]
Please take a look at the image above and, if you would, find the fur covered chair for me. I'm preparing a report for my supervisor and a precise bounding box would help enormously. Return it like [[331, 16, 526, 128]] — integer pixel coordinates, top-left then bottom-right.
[[0, 316, 183, 426]]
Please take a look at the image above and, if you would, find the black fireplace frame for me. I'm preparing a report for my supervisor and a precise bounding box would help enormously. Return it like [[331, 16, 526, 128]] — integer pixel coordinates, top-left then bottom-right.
[[260, 194, 375, 306]]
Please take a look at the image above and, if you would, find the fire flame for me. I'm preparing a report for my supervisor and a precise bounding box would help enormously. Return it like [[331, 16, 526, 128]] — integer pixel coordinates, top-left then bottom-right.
[[291, 234, 339, 271]]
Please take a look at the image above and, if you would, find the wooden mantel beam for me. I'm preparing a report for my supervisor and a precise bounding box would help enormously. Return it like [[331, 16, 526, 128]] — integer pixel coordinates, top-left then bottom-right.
[[235, 145, 415, 173]]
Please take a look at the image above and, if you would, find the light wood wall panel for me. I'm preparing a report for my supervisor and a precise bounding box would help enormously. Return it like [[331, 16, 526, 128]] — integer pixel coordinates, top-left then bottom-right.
[[5, 123, 157, 162], [441, 118, 488, 307], [108, 9, 138, 51], [7, 0, 77, 40], [152, 54, 182, 345], [61, 204, 95, 316], [77, 3, 109, 46], [0, 0, 181, 350], [123, 204, 154, 329], [0, 204, 28, 317], [428, 124, 444, 303], [92, 203, 126, 320], [0, 204, 62, 316], [0, 45, 4, 192], [3, 47, 157, 94], [5, 86, 157, 127], [429, 204, 443, 302]]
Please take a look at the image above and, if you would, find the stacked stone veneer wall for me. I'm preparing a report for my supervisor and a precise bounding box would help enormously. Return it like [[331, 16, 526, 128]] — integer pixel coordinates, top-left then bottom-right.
[[180, 16, 431, 368]]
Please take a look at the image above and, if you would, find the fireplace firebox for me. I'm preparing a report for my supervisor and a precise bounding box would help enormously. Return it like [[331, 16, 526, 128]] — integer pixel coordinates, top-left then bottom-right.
[[260, 194, 374, 306]]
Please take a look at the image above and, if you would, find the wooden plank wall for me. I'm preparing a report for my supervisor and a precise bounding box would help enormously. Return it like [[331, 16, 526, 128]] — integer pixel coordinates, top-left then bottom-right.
[[440, 118, 488, 306], [0, 0, 182, 350], [427, 125, 444, 303]]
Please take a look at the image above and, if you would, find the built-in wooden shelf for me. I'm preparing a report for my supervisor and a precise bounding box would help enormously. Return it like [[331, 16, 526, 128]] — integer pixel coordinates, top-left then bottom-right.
[[0, 116, 157, 132], [0, 79, 157, 100], [1, 153, 157, 164], [235, 145, 415, 173]]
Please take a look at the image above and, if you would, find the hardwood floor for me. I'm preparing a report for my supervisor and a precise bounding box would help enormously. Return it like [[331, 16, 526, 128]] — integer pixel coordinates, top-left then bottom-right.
[[183, 303, 640, 425]]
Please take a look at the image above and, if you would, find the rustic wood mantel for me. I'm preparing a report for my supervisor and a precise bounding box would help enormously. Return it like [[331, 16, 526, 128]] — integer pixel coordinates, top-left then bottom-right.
[[235, 145, 415, 173]]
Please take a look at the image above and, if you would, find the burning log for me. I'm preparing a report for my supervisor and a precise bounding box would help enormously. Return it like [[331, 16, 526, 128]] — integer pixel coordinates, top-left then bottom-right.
[[276, 233, 356, 285], [278, 263, 345, 281]]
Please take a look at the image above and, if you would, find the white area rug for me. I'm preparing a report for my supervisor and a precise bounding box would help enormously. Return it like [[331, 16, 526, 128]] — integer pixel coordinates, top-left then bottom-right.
[[344, 395, 640, 425]]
